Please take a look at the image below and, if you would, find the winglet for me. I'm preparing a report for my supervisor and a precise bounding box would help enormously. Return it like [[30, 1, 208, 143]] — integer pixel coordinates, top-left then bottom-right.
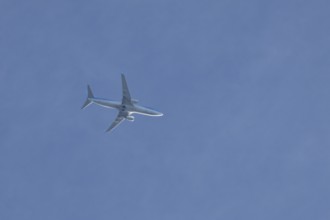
[[81, 85, 94, 109]]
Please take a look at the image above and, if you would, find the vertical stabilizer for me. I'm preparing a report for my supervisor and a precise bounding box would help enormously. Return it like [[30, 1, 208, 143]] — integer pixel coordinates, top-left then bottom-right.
[[81, 85, 94, 109]]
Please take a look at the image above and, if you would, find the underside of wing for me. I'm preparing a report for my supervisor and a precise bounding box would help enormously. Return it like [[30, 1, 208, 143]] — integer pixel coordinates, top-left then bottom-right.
[[106, 114, 125, 132], [121, 73, 132, 104]]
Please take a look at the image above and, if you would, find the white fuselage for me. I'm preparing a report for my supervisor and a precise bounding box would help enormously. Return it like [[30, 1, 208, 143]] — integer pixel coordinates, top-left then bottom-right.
[[90, 97, 163, 116]]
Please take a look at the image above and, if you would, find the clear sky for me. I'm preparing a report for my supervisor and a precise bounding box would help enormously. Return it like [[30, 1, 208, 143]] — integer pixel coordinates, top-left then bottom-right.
[[1, 0, 329, 219]]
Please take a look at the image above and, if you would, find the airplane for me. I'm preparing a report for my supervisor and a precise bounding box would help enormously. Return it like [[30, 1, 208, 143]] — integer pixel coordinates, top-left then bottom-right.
[[82, 74, 163, 132]]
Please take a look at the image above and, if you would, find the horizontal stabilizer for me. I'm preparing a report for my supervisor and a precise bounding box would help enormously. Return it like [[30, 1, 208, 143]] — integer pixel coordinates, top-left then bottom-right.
[[81, 99, 91, 109]]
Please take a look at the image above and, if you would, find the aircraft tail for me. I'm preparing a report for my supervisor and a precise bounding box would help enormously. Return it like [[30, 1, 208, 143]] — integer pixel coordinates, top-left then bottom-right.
[[81, 85, 94, 109]]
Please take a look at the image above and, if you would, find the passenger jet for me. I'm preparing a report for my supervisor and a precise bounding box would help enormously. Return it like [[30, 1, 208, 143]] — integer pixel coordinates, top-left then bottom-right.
[[82, 74, 163, 132]]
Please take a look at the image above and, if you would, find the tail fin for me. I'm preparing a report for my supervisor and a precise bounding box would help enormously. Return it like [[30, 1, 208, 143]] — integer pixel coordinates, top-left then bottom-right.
[[81, 85, 94, 109]]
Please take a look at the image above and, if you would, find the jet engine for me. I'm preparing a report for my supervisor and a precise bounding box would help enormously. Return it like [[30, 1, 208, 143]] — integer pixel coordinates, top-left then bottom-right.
[[132, 99, 139, 104], [126, 116, 135, 121]]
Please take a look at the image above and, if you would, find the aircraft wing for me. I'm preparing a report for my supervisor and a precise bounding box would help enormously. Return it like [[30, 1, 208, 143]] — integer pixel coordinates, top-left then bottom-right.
[[106, 113, 125, 132], [121, 73, 132, 104]]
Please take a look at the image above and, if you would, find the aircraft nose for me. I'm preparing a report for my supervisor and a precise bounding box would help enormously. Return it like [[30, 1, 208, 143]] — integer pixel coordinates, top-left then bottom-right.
[[155, 111, 163, 116], [145, 108, 163, 116]]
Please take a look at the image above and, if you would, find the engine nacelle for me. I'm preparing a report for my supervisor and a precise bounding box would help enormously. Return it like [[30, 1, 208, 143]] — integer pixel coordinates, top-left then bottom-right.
[[131, 99, 139, 104], [126, 116, 135, 122]]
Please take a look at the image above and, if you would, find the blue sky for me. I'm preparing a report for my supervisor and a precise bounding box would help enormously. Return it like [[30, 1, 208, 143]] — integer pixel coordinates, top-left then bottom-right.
[[1, 0, 330, 219]]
